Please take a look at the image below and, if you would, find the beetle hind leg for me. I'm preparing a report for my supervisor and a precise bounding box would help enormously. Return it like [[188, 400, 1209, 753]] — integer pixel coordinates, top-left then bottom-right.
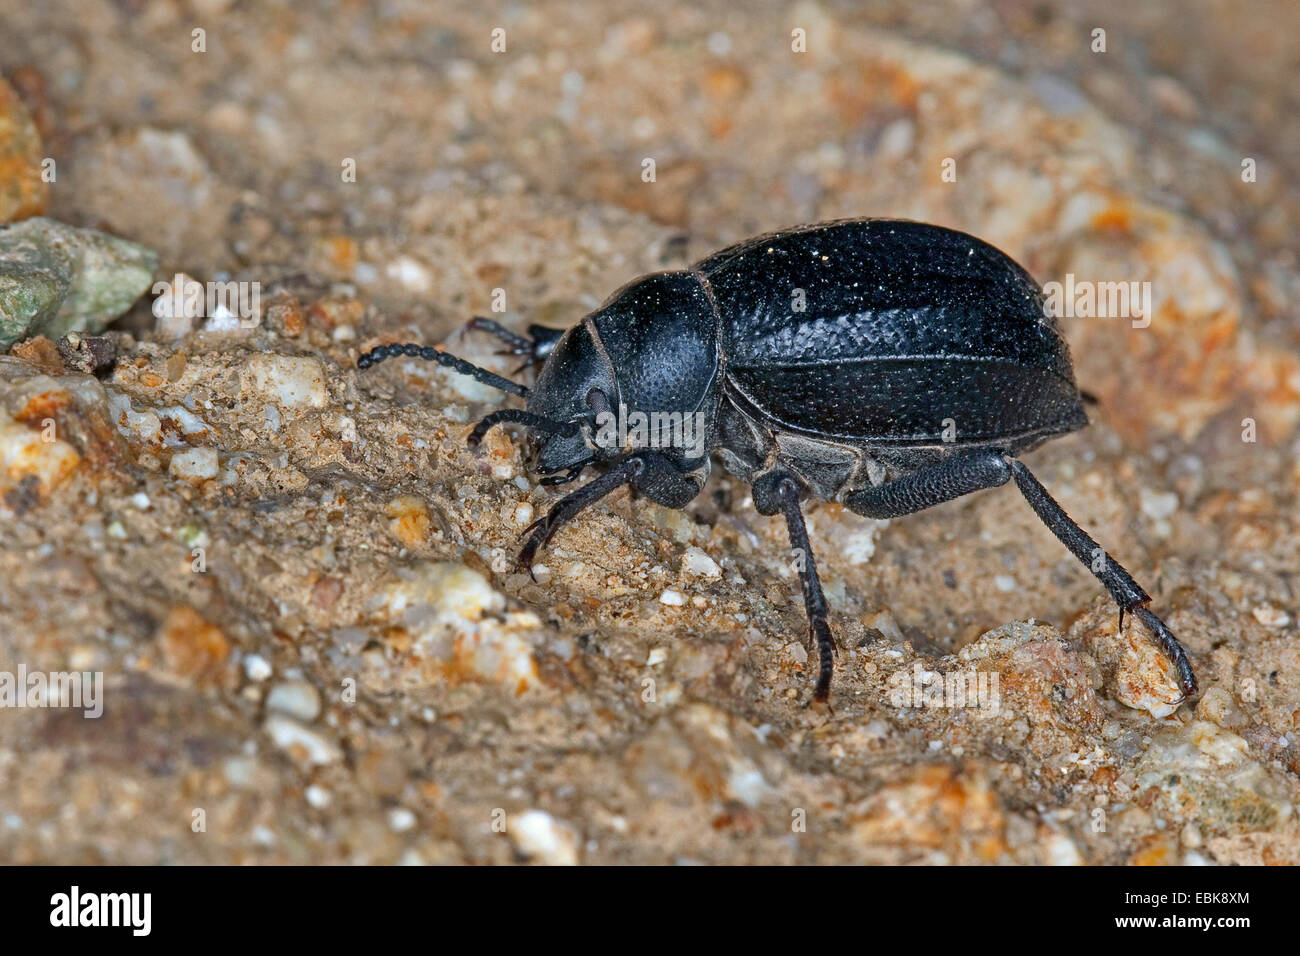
[[843, 447, 1012, 518], [841, 448, 1197, 698], [1007, 458, 1197, 696]]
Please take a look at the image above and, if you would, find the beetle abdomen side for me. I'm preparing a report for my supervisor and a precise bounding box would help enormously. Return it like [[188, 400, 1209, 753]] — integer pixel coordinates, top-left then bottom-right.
[[726, 356, 1087, 446]]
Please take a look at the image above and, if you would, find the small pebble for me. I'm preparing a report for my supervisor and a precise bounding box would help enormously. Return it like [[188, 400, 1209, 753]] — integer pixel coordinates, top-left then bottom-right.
[[510, 810, 580, 865], [680, 546, 721, 580], [168, 446, 219, 480], [266, 680, 321, 722], [388, 807, 417, 832], [243, 653, 272, 682], [1140, 488, 1180, 521], [1252, 605, 1291, 628], [264, 715, 341, 765]]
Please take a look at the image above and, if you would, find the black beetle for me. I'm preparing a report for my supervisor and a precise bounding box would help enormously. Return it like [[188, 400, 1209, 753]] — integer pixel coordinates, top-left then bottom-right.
[[359, 218, 1197, 705]]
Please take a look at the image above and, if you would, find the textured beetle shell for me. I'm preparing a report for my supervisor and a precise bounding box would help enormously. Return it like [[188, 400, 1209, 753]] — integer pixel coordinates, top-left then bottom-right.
[[696, 219, 1088, 448], [587, 271, 720, 422]]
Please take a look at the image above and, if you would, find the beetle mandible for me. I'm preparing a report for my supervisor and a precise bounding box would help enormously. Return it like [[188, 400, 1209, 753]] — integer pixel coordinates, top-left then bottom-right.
[[358, 218, 1197, 705]]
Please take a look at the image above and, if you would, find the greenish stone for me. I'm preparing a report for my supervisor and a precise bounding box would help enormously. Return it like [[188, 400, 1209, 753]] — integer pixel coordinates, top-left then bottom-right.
[[0, 217, 157, 348]]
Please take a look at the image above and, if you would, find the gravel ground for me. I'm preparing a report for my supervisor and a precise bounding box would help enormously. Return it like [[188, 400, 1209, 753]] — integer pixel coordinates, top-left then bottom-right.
[[0, 0, 1297, 864]]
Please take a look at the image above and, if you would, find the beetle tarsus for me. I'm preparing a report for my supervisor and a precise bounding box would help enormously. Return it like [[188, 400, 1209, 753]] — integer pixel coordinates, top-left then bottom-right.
[[808, 618, 835, 704], [538, 463, 591, 486], [1132, 605, 1199, 696]]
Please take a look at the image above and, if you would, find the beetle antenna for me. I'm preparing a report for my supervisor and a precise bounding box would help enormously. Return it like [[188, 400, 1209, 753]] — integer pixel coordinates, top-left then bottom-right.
[[357, 342, 530, 398], [467, 409, 579, 448]]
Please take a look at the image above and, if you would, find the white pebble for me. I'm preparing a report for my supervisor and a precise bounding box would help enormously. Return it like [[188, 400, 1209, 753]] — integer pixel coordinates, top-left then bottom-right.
[[681, 546, 721, 580], [386, 255, 433, 294], [1140, 488, 1179, 521], [1252, 605, 1291, 628], [240, 354, 328, 409], [263, 715, 341, 765], [383, 561, 504, 622], [388, 807, 417, 832], [706, 31, 732, 55], [659, 588, 686, 606], [266, 680, 321, 721], [242, 653, 272, 682], [1045, 833, 1084, 866], [168, 446, 219, 480], [510, 810, 580, 865]]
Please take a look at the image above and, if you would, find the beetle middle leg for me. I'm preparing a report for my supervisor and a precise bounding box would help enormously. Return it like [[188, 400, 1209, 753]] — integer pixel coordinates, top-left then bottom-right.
[[751, 472, 837, 704]]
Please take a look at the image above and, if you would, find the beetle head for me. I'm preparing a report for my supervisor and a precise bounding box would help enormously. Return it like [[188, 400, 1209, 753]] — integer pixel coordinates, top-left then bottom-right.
[[525, 271, 720, 478]]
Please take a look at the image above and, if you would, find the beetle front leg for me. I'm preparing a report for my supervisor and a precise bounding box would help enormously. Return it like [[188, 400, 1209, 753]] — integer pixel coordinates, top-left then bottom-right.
[[518, 453, 702, 569], [517, 455, 644, 570], [467, 316, 565, 363], [770, 475, 836, 705]]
